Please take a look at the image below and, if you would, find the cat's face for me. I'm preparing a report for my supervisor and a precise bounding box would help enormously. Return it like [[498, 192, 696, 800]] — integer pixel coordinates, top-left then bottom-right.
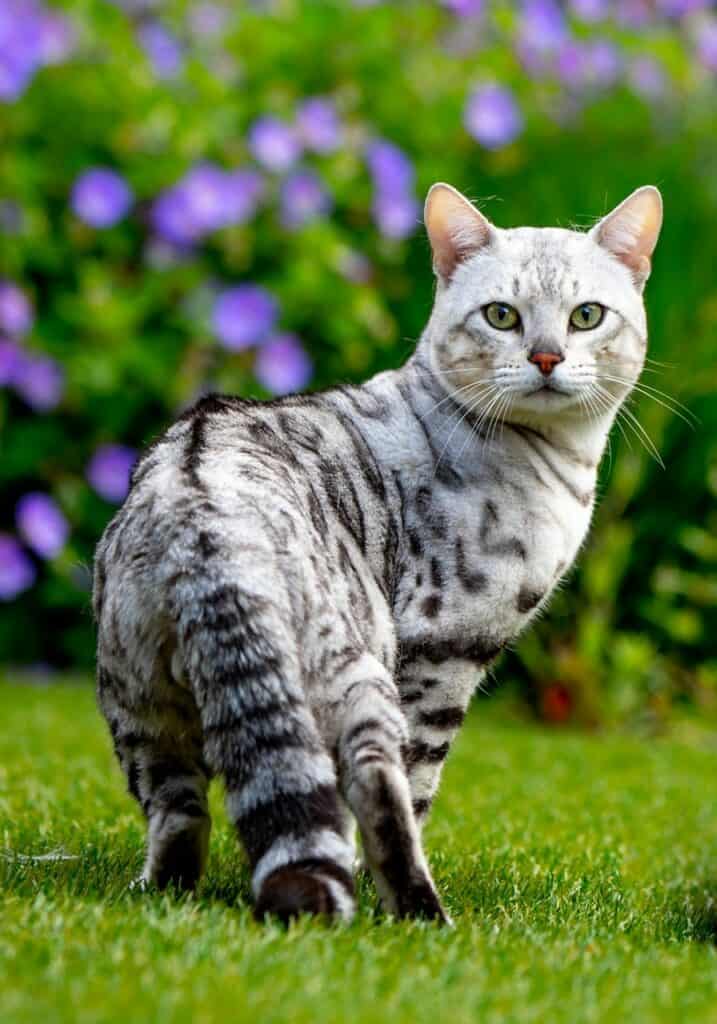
[[424, 185, 662, 425]]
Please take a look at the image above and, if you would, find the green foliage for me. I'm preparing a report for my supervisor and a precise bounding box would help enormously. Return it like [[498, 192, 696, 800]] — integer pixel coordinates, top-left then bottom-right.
[[1, 1, 716, 723]]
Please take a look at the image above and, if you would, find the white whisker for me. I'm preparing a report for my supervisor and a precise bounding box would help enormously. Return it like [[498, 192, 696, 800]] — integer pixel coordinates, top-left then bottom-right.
[[594, 383, 664, 468], [417, 376, 503, 422], [432, 384, 502, 476], [596, 373, 698, 428]]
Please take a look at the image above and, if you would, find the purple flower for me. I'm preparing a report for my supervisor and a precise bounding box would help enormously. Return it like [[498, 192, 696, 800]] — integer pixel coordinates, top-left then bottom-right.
[[587, 40, 622, 87], [71, 168, 133, 229], [442, 0, 483, 16], [464, 84, 523, 149], [520, 0, 567, 53], [15, 493, 69, 559], [556, 38, 619, 90], [37, 10, 75, 66], [0, 200, 23, 235], [0, 534, 36, 601], [366, 140, 415, 196], [107, 0, 162, 12], [0, 53, 35, 103], [12, 352, 64, 411], [188, 2, 229, 38], [628, 56, 667, 98], [226, 169, 265, 220], [87, 444, 137, 503], [150, 188, 195, 247], [365, 140, 419, 239], [254, 334, 312, 395], [372, 192, 420, 241], [615, 0, 652, 27], [658, 0, 709, 16], [0, 338, 23, 385], [182, 163, 230, 233], [569, 0, 609, 20], [212, 285, 278, 351], [280, 170, 332, 229], [295, 97, 343, 154], [696, 19, 717, 73], [138, 21, 184, 79], [0, 281, 33, 336], [0, 1, 42, 102], [248, 117, 301, 173], [556, 41, 588, 87], [152, 163, 262, 242]]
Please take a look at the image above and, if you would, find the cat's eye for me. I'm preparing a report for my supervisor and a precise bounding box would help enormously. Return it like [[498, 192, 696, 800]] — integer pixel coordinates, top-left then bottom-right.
[[483, 302, 521, 331], [570, 303, 605, 331]]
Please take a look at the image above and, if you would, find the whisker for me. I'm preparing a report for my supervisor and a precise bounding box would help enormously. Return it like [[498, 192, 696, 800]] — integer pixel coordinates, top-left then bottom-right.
[[489, 391, 511, 446], [588, 384, 625, 459], [601, 361, 664, 377], [417, 376, 503, 422], [597, 374, 698, 428], [462, 388, 509, 462], [582, 387, 612, 470], [433, 384, 502, 474], [595, 384, 664, 468], [457, 387, 507, 462]]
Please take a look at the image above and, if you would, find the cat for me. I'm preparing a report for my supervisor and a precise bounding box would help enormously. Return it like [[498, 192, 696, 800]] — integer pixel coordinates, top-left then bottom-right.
[[93, 182, 662, 924]]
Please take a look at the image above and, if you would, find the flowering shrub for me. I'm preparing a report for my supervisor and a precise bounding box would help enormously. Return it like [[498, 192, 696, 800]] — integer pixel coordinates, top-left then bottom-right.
[[1, 0, 716, 723]]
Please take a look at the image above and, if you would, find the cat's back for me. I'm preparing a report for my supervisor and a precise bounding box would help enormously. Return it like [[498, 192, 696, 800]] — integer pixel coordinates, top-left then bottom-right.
[[95, 392, 320, 576], [92, 385, 397, 625]]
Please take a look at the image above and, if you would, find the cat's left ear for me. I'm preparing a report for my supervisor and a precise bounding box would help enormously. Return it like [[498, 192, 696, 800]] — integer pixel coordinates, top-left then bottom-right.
[[591, 186, 663, 290], [424, 183, 494, 282]]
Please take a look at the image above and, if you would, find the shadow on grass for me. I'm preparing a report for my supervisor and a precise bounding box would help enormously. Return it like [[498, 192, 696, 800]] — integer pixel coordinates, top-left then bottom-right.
[[657, 887, 717, 945]]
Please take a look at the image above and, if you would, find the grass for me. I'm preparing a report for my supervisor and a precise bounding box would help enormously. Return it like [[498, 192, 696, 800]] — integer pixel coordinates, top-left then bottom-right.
[[2, 683, 717, 1024]]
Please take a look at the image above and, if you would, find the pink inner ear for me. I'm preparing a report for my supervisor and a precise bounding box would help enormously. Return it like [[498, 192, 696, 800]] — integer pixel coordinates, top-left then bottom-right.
[[596, 190, 662, 283], [425, 186, 492, 280]]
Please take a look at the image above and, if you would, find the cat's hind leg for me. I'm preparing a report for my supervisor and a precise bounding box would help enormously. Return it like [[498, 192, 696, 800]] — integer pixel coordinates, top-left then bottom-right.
[[170, 569, 356, 923], [335, 654, 449, 923], [98, 663, 211, 892]]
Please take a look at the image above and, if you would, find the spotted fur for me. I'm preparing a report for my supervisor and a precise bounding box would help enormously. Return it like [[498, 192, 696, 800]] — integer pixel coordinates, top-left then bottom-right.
[[94, 184, 662, 922]]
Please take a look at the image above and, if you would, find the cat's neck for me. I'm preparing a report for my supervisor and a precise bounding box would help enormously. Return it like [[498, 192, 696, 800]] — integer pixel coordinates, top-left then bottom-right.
[[362, 352, 615, 484]]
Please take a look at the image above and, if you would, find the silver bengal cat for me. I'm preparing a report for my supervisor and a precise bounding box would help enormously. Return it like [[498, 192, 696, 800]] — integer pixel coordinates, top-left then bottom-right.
[[94, 183, 662, 923]]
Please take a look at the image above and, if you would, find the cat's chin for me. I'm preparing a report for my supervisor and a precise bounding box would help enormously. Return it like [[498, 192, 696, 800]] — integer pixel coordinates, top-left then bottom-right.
[[512, 386, 585, 416]]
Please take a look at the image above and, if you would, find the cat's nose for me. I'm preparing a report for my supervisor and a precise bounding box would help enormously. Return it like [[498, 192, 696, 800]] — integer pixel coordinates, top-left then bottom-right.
[[528, 348, 565, 376]]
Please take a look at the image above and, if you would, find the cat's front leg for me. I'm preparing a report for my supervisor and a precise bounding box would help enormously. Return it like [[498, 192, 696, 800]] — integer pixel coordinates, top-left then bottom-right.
[[398, 657, 480, 829], [334, 653, 450, 923]]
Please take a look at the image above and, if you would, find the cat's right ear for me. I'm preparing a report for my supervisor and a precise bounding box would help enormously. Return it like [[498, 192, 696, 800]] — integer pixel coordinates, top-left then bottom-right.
[[424, 183, 493, 282], [590, 186, 663, 290]]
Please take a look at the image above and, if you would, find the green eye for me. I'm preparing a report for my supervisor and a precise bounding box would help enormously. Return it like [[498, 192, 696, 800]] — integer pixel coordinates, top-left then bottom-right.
[[570, 303, 605, 330], [483, 302, 520, 331]]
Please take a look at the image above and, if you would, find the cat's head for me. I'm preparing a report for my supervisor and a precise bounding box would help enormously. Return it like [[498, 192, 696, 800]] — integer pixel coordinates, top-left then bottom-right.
[[423, 184, 662, 426]]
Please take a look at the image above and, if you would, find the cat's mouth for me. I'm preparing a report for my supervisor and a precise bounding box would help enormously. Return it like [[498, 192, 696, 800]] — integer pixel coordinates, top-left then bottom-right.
[[525, 380, 570, 396]]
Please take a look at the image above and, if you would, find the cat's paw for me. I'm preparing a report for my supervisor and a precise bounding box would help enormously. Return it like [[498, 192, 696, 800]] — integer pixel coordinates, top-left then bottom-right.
[[401, 881, 453, 926], [254, 861, 356, 924]]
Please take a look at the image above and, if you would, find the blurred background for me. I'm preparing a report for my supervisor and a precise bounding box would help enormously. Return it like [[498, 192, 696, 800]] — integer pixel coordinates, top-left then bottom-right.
[[1, 0, 715, 728]]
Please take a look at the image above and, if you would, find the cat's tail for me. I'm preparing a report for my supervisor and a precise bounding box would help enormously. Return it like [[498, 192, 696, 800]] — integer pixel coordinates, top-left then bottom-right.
[[166, 530, 356, 922]]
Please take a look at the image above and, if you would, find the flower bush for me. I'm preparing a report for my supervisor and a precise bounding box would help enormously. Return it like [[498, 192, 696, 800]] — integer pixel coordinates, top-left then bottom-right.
[[1, 0, 716, 724]]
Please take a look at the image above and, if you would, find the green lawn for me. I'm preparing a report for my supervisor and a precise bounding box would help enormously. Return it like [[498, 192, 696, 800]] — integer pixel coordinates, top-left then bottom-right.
[[2, 683, 717, 1024]]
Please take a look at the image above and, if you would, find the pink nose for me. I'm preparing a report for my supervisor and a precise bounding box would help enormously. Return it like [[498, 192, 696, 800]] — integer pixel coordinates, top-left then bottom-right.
[[529, 351, 564, 376]]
